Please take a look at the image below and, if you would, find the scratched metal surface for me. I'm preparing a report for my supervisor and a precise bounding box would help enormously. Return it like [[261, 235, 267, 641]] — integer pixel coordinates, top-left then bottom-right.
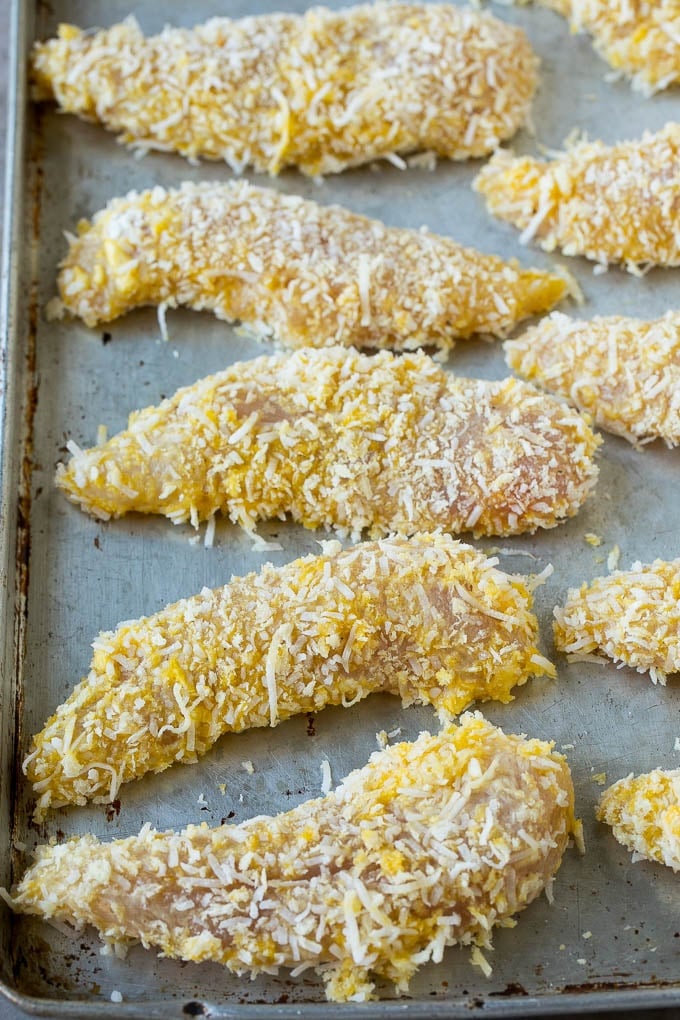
[[0, 0, 679, 1016]]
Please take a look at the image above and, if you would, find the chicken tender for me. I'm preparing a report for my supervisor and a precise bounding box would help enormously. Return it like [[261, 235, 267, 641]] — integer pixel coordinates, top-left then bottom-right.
[[51, 181, 568, 350], [56, 347, 601, 538], [8, 714, 578, 1001], [474, 124, 680, 272], [505, 311, 680, 447], [23, 534, 556, 815], [516, 1, 680, 94], [554, 558, 680, 683], [598, 769, 680, 871], [32, 5, 539, 176]]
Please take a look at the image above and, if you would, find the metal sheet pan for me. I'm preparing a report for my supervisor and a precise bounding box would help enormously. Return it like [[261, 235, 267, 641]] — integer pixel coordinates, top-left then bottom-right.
[[1, 0, 680, 1015]]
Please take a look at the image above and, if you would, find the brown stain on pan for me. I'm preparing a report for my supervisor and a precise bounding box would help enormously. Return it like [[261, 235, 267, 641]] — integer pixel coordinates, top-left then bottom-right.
[[9, 104, 45, 967], [559, 977, 679, 994]]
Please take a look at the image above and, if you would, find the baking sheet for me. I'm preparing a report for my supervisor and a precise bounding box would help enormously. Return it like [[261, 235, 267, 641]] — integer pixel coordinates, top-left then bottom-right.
[[1, 0, 680, 1015]]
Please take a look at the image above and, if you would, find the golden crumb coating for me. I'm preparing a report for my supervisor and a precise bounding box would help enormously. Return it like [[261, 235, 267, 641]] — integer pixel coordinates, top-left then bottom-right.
[[51, 180, 568, 349], [9, 714, 577, 1001], [598, 769, 680, 871], [56, 347, 600, 538], [505, 311, 680, 447], [474, 124, 680, 272], [23, 534, 555, 815], [31, 5, 538, 176], [554, 558, 680, 684], [519, 0, 680, 94]]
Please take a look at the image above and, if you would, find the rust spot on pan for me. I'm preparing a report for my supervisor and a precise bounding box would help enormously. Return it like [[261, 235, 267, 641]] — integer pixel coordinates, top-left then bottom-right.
[[489, 982, 529, 997]]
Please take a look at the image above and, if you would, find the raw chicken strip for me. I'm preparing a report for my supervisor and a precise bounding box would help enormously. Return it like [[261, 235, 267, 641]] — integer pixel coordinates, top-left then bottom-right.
[[598, 769, 680, 871], [516, 0, 680, 94], [474, 124, 680, 272], [554, 558, 680, 684], [505, 311, 680, 447], [8, 714, 578, 1001], [24, 534, 555, 814], [51, 181, 568, 350], [56, 347, 601, 537], [32, 4, 539, 175]]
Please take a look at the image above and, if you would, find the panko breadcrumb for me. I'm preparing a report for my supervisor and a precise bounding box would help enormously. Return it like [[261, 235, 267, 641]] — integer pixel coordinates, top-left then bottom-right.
[[23, 534, 555, 815], [505, 311, 680, 447], [8, 714, 577, 1002], [31, 5, 539, 176], [51, 180, 568, 350], [554, 558, 680, 684], [513, 0, 680, 94], [56, 346, 601, 538], [597, 769, 680, 871], [474, 124, 680, 272]]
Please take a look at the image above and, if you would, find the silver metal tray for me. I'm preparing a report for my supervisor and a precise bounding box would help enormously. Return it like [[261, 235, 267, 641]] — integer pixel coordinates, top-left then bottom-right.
[[1, 0, 679, 1015]]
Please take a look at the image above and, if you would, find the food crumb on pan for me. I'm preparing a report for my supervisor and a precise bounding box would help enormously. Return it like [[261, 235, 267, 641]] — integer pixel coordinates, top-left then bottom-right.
[[470, 946, 493, 978], [592, 772, 607, 786], [584, 533, 602, 547], [110, 990, 123, 1003], [607, 545, 621, 571], [241, 760, 255, 775], [320, 758, 332, 795]]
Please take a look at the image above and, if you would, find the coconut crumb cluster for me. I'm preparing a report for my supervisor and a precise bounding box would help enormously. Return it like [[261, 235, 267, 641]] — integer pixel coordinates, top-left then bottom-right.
[[474, 124, 680, 273], [23, 534, 556, 815], [515, 0, 680, 94], [9, 715, 577, 1002], [31, 4, 538, 176], [505, 311, 680, 447], [52, 180, 568, 351], [554, 558, 680, 684], [597, 769, 680, 871], [56, 346, 600, 539]]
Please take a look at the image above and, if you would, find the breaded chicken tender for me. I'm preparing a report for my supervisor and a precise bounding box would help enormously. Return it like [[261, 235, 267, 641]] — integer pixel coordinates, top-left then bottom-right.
[[51, 181, 568, 350], [31, 5, 539, 176], [8, 714, 578, 1001], [505, 311, 680, 447], [56, 347, 601, 538], [23, 534, 555, 815], [598, 769, 680, 871], [474, 124, 680, 272], [516, 0, 680, 94], [554, 558, 680, 684]]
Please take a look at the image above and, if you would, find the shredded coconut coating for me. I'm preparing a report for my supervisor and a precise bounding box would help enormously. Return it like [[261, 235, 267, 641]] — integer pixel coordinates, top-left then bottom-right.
[[31, 5, 539, 177], [597, 769, 680, 872], [474, 124, 680, 272], [9, 714, 576, 1001], [52, 181, 568, 349], [554, 558, 680, 684], [56, 347, 600, 539], [505, 311, 680, 447], [514, 0, 680, 94], [24, 534, 556, 815]]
